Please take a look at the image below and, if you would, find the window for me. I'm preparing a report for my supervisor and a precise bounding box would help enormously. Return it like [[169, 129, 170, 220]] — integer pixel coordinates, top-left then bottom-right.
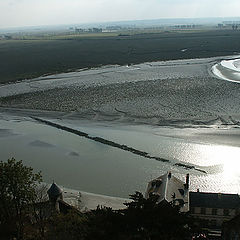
[[223, 209, 229, 216], [201, 207, 206, 215], [212, 208, 217, 215]]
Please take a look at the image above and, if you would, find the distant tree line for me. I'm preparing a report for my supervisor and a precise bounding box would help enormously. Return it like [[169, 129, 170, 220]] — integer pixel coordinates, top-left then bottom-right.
[[74, 28, 103, 33], [232, 25, 239, 30]]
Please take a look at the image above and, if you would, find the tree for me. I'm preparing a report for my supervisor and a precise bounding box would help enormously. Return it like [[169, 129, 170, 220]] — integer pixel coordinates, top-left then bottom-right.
[[43, 191, 199, 240], [123, 192, 192, 239], [84, 206, 125, 240], [79, 192, 192, 240], [47, 210, 87, 240], [0, 158, 42, 239], [31, 184, 50, 239]]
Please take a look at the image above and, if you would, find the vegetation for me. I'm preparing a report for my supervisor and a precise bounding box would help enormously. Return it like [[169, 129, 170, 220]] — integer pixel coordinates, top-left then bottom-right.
[[1, 29, 240, 84], [46, 192, 194, 240], [0, 158, 207, 239], [0, 158, 42, 239]]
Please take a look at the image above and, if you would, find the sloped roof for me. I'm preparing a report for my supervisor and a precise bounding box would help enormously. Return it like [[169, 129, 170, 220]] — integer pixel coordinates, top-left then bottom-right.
[[145, 172, 189, 212], [190, 192, 240, 209], [47, 183, 62, 197]]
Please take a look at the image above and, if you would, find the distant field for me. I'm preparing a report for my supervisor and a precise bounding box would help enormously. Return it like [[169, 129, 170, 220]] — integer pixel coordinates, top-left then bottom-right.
[[1, 29, 240, 84]]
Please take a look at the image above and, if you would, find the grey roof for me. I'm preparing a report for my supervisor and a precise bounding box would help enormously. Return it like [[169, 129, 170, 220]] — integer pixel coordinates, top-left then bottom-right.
[[47, 183, 62, 197], [190, 192, 240, 209]]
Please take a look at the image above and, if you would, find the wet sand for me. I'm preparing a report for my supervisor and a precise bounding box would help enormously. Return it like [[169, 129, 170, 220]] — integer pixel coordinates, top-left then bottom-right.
[[1, 56, 240, 197], [1, 56, 240, 128]]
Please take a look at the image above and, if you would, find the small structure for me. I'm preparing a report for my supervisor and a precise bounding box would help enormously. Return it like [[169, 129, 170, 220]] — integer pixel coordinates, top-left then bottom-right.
[[190, 190, 240, 228], [47, 182, 75, 214], [145, 172, 189, 212], [47, 182, 63, 202]]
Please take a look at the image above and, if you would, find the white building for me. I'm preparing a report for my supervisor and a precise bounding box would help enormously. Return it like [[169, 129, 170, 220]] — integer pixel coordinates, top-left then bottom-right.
[[145, 172, 189, 212]]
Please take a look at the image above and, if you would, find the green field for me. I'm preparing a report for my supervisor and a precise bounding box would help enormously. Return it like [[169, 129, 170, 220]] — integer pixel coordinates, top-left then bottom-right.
[[1, 29, 240, 84]]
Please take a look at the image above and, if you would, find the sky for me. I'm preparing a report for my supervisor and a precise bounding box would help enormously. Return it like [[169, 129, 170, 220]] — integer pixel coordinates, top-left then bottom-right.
[[0, 0, 240, 28]]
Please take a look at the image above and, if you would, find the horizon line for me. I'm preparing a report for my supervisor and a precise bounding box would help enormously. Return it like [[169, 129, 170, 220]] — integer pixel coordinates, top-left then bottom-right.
[[1, 16, 240, 31]]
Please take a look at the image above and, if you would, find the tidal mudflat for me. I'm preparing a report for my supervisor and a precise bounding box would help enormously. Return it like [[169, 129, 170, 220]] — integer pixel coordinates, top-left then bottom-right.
[[1, 56, 240, 197]]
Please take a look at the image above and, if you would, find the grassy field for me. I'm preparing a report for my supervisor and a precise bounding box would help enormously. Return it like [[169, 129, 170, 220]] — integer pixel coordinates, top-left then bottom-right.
[[1, 29, 240, 84]]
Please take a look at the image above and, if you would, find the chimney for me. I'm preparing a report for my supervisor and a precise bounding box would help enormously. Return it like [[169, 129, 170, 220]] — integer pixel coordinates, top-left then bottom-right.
[[185, 174, 189, 189], [218, 193, 222, 199]]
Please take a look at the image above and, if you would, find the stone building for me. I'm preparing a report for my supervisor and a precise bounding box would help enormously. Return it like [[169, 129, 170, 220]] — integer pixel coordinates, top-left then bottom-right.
[[190, 190, 240, 228]]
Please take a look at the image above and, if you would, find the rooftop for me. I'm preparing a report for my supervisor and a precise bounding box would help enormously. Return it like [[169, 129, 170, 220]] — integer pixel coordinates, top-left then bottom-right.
[[47, 182, 63, 197], [145, 172, 189, 212], [190, 191, 240, 209]]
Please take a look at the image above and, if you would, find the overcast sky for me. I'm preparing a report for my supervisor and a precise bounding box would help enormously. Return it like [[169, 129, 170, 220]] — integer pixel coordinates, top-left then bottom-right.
[[0, 0, 240, 28]]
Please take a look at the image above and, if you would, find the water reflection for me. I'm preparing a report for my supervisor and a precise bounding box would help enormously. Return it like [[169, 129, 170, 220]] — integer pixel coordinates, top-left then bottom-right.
[[178, 143, 239, 166], [180, 144, 240, 194], [1, 115, 240, 197]]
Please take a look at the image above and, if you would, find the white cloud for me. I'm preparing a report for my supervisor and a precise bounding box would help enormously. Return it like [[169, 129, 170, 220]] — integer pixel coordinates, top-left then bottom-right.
[[0, 0, 239, 28]]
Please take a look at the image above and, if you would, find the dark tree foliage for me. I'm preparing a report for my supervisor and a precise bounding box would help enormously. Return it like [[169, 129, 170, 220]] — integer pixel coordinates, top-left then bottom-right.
[[0, 158, 42, 239], [122, 192, 192, 240], [84, 206, 126, 240], [76, 192, 192, 240], [0, 159, 201, 240], [47, 210, 88, 240], [45, 191, 193, 240]]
